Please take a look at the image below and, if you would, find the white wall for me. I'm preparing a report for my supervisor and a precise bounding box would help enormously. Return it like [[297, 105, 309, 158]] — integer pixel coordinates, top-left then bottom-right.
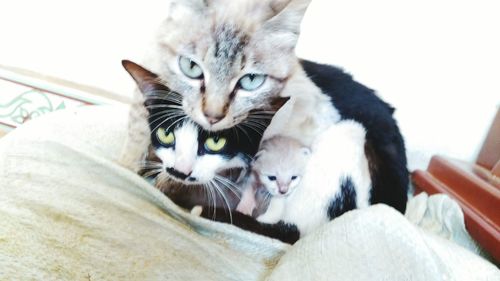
[[1, 0, 498, 170], [0, 0, 169, 97], [297, 0, 499, 170]]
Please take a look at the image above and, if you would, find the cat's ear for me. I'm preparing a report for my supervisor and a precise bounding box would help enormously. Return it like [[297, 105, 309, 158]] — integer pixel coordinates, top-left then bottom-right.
[[171, 0, 211, 9], [167, 0, 211, 20], [122, 60, 170, 96], [262, 0, 311, 49]]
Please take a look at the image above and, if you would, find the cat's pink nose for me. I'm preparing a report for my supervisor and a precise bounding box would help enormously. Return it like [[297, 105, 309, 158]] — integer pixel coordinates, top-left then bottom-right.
[[204, 113, 224, 124]]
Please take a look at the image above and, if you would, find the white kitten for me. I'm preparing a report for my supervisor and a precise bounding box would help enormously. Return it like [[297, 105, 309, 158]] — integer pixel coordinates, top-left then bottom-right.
[[258, 120, 372, 236], [236, 136, 310, 217]]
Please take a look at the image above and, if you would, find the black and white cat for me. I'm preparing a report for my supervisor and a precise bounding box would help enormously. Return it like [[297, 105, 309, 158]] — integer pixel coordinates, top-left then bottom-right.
[[122, 60, 289, 211]]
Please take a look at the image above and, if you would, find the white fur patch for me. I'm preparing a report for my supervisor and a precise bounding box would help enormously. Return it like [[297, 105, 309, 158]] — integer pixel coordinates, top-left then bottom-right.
[[172, 122, 199, 175], [258, 120, 372, 236], [155, 120, 248, 185]]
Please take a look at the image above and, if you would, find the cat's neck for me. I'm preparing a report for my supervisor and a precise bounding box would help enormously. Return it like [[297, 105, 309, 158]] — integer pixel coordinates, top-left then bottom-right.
[[264, 61, 340, 145]]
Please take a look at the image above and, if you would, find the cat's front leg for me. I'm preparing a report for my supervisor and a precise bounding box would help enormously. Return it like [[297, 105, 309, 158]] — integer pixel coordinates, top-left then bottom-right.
[[198, 207, 300, 244], [256, 198, 285, 224], [236, 186, 257, 216]]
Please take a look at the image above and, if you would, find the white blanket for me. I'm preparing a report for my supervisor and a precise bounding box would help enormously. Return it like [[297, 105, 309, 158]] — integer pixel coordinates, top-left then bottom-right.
[[0, 105, 498, 280]]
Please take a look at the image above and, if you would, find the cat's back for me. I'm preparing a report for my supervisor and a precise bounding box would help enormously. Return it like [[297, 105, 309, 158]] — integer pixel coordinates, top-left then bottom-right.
[[300, 59, 409, 213], [299, 59, 395, 119]]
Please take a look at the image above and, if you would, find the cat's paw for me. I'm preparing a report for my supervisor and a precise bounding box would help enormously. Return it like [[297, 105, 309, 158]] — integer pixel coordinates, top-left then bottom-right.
[[236, 201, 255, 216], [190, 205, 203, 216]]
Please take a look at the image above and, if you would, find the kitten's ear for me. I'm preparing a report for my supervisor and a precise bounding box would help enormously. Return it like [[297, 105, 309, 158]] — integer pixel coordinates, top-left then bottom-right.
[[254, 149, 267, 161], [122, 60, 169, 96], [262, 0, 311, 49], [269, 96, 291, 112]]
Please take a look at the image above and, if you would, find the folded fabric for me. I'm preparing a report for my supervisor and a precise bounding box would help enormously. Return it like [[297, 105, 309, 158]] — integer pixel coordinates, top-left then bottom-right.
[[0, 105, 498, 280]]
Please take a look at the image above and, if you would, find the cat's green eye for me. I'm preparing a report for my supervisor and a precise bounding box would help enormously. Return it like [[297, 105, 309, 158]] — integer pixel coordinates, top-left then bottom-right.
[[238, 73, 266, 91], [204, 137, 227, 152], [156, 128, 175, 146], [179, 56, 203, 79]]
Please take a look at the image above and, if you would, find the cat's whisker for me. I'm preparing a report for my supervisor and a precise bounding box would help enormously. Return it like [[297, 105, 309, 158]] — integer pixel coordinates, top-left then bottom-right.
[[148, 108, 184, 120], [238, 122, 264, 137], [248, 110, 276, 116], [142, 168, 162, 179], [243, 119, 268, 132], [165, 116, 189, 132], [156, 174, 171, 193], [214, 175, 241, 199], [149, 112, 186, 131], [205, 182, 217, 220], [137, 159, 163, 165], [232, 127, 240, 144], [235, 124, 253, 144], [152, 114, 187, 133], [145, 90, 183, 104], [137, 161, 163, 169], [145, 104, 184, 111], [137, 160, 163, 167], [210, 179, 233, 224], [145, 92, 180, 99], [202, 183, 213, 216], [248, 112, 274, 119]]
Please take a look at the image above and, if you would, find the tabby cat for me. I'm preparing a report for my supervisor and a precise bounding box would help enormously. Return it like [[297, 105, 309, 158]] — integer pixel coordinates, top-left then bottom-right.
[[136, 0, 409, 243]]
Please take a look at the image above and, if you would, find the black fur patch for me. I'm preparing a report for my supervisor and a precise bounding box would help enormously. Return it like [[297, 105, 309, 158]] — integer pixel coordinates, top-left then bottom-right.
[[327, 176, 357, 220], [200, 207, 300, 244], [300, 59, 409, 213]]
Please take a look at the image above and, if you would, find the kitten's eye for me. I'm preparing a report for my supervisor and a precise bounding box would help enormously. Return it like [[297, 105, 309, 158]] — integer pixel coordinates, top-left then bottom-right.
[[204, 137, 227, 152], [268, 176, 277, 181], [179, 56, 203, 79], [291, 176, 298, 180], [238, 74, 266, 91], [156, 128, 175, 146]]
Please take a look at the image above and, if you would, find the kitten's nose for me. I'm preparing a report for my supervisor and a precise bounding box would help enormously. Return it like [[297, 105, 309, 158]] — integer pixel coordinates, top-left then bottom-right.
[[204, 112, 225, 124], [278, 183, 289, 195]]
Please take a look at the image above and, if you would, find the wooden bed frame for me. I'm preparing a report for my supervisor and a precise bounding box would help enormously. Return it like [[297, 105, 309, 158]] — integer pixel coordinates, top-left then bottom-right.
[[412, 108, 500, 263]]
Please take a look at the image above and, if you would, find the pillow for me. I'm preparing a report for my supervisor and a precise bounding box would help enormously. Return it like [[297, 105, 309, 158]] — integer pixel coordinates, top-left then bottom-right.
[[0, 105, 497, 280]]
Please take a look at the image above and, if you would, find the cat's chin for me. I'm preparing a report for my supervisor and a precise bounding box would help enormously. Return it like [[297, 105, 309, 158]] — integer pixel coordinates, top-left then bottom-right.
[[190, 112, 239, 132], [197, 119, 234, 132]]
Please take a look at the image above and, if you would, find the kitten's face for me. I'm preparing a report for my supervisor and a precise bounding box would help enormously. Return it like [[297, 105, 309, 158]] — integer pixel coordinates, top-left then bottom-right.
[[145, 0, 309, 131], [253, 137, 310, 196], [123, 60, 288, 186]]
